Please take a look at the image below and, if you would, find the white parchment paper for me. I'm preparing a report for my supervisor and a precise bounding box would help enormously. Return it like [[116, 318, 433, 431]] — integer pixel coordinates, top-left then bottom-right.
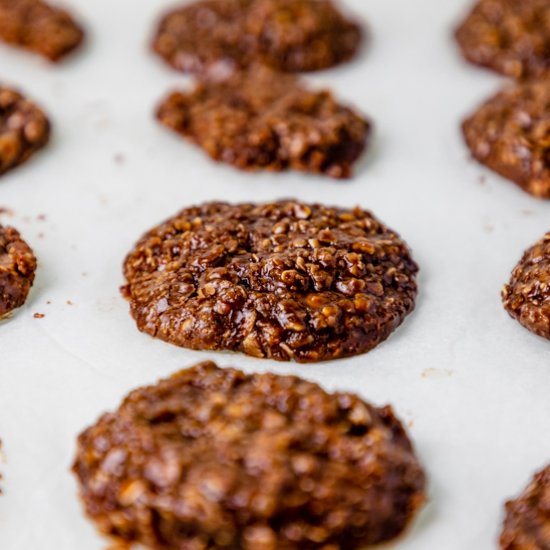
[[1, 1, 549, 548]]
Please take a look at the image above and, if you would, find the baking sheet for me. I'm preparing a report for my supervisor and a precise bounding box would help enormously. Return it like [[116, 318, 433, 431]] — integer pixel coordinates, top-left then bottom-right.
[[1, 0, 549, 548]]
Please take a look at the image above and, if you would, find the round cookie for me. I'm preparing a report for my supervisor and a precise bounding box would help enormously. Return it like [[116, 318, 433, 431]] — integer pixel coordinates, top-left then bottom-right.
[[122, 201, 419, 363], [156, 66, 370, 179], [152, 0, 362, 75], [73, 361, 427, 550], [462, 78, 550, 199], [500, 464, 550, 549], [0, 0, 84, 62], [0, 225, 37, 317], [0, 86, 50, 176], [456, 0, 550, 80], [502, 232, 550, 340]]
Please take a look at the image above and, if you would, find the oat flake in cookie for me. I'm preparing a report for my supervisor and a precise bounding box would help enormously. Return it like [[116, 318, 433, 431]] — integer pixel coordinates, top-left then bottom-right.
[[500, 464, 550, 549], [73, 361, 426, 550], [456, 0, 550, 80], [0, 225, 37, 318], [152, 0, 362, 75], [157, 67, 370, 179], [0, 0, 83, 61], [122, 200, 418, 363], [462, 79, 550, 199], [0, 86, 50, 177], [502, 232, 550, 341]]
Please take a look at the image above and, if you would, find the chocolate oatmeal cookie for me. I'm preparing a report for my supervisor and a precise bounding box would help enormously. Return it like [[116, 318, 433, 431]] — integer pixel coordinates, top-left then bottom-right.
[[502, 232, 550, 340], [456, 0, 550, 80], [152, 0, 362, 75], [73, 361, 427, 550], [462, 79, 550, 199], [0, 0, 84, 61], [156, 67, 370, 178], [500, 464, 550, 549], [0, 86, 50, 176], [121, 200, 418, 363], [0, 225, 37, 317]]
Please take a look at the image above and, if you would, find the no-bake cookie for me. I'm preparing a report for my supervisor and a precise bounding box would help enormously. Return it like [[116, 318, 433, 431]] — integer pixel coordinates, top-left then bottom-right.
[[73, 361, 426, 550], [122, 200, 418, 363], [153, 0, 362, 75], [157, 67, 370, 178], [462, 79, 550, 199], [500, 464, 550, 549], [456, 0, 550, 80], [0, 86, 50, 176], [0, 0, 84, 61], [0, 225, 37, 318], [502, 232, 550, 340]]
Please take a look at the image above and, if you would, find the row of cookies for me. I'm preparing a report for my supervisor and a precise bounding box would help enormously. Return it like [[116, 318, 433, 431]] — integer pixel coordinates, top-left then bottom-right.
[[456, 1, 550, 548]]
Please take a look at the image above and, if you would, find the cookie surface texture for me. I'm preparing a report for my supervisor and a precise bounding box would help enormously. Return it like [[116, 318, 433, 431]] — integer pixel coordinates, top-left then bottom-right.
[[122, 200, 419, 363], [0, 86, 50, 176], [500, 464, 550, 549], [157, 67, 370, 178], [0, 0, 84, 61], [503, 232, 550, 340], [73, 361, 427, 550], [0, 225, 37, 317], [152, 0, 362, 74], [456, 0, 550, 80], [462, 79, 550, 199]]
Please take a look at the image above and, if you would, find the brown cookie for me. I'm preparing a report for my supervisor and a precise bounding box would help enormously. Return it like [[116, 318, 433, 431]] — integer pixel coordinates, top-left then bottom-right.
[[121, 200, 418, 363], [502, 232, 550, 340], [462, 79, 550, 199], [73, 361, 427, 550], [0, 225, 37, 318], [500, 464, 550, 549], [456, 0, 550, 80], [0, 86, 50, 176], [0, 0, 84, 62], [156, 67, 370, 178], [152, 0, 362, 75]]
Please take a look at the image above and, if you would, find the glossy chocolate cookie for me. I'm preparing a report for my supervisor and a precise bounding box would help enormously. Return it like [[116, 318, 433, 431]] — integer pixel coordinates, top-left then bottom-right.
[[463, 78, 550, 199], [0, 86, 50, 177], [0, 225, 36, 317], [73, 361, 427, 550], [122, 200, 418, 363], [152, 0, 362, 75], [157, 66, 370, 179], [503, 232, 550, 340], [456, 0, 550, 80], [500, 464, 550, 549]]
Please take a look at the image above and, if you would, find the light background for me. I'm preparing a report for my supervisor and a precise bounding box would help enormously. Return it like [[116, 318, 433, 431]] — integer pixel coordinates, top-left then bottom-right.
[[0, 1, 549, 548]]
